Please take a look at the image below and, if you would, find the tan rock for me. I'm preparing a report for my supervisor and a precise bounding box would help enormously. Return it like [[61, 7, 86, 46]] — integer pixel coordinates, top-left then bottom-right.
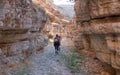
[[74, 0, 120, 74], [0, 0, 48, 73]]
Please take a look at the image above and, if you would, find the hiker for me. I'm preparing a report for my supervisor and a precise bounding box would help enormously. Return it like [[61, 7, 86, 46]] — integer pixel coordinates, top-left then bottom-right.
[[54, 34, 60, 54], [58, 35, 61, 50]]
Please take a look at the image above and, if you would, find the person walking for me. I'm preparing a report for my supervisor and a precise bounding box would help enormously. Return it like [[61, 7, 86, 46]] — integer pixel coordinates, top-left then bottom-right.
[[58, 35, 61, 51], [53, 34, 60, 54]]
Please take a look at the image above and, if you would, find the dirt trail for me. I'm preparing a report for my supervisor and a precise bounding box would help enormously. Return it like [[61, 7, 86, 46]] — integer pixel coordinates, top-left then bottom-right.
[[8, 38, 108, 75], [22, 38, 108, 75], [8, 38, 86, 75], [22, 38, 88, 75], [29, 44, 74, 75]]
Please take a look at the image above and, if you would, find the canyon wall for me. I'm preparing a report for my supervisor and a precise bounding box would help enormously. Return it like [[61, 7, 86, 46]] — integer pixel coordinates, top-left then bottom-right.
[[74, 0, 120, 74], [68, 16, 84, 49], [38, 0, 66, 22], [0, 0, 48, 74], [37, 0, 69, 38]]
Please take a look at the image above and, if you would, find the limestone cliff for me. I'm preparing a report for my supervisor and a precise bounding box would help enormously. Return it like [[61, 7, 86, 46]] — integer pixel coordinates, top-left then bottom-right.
[[38, 0, 67, 22], [74, 0, 120, 75], [0, 0, 48, 74], [37, 0, 69, 38]]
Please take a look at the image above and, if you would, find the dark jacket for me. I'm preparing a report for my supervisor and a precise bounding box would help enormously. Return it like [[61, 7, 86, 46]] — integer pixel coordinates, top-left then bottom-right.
[[54, 38, 60, 46]]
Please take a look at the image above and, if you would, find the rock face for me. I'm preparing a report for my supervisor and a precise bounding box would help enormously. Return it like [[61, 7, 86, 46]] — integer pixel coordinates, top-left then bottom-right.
[[74, 0, 120, 74], [39, 0, 66, 22], [66, 16, 82, 48], [0, 0, 48, 74], [37, 0, 68, 37]]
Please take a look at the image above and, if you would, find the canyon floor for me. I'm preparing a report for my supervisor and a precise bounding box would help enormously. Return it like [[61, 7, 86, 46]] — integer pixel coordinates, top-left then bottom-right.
[[13, 39, 104, 75], [29, 44, 75, 75], [28, 38, 86, 75]]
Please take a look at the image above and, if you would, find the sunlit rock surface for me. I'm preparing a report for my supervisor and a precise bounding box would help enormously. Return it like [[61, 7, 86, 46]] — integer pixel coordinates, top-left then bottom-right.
[[38, 0, 70, 38], [74, 0, 120, 74]]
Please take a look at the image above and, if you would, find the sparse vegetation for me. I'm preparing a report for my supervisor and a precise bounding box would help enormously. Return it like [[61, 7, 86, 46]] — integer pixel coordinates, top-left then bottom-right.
[[61, 47, 84, 73], [48, 34, 53, 39], [70, 47, 78, 52]]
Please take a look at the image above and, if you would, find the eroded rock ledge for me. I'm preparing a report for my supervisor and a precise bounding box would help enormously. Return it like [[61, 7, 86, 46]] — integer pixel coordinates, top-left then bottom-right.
[[74, 0, 120, 75], [0, 0, 48, 74]]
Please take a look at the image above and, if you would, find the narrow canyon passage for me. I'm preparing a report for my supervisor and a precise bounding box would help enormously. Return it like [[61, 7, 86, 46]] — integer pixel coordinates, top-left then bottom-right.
[[1, 0, 120, 75], [29, 44, 73, 75], [28, 38, 84, 75]]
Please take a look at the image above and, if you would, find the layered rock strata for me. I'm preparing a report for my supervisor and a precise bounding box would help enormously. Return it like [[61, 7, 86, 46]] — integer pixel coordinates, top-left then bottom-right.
[[74, 0, 120, 74], [0, 0, 48, 74], [38, 0, 67, 22], [68, 16, 84, 49], [37, 0, 69, 38]]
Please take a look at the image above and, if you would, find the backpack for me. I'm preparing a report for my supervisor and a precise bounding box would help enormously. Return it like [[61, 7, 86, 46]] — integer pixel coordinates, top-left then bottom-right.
[[54, 38, 59, 42], [54, 38, 60, 46]]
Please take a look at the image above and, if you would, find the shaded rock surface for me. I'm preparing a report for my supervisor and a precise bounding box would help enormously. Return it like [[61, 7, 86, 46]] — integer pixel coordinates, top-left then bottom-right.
[[0, 0, 48, 74], [74, 0, 120, 75]]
